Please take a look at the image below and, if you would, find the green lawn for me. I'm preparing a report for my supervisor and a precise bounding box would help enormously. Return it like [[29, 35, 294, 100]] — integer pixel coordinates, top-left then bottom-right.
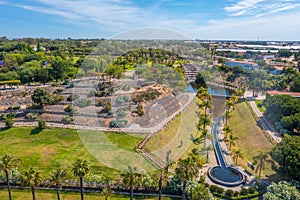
[[0, 127, 146, 176], [228, 102, 276, 178], [254, 99, 266, 113], [0, 189, 175, 200]]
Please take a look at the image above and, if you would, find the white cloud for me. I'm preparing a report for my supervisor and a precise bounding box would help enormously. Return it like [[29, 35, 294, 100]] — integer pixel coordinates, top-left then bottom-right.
[[224, 0, 266, 14]]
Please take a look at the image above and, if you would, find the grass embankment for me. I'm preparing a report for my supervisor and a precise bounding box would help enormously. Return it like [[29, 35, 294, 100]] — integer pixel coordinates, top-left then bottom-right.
[[0, 189, 175, 200], [144, 99, 203, 163], [228, 102, 275, 178], [0, 127, 144, 176]]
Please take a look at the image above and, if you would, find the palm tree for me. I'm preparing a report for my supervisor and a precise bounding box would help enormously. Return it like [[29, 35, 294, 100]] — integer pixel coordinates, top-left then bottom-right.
[[121, 166, 141, 200], [222, 125, 232, 139], [49, 168, 67, 200], [199, 114, 211, 130], [72, 159, 90, 200], [225, 110, 232, 126], [227, 134, 238, 150], [201, 100, 213, 116], [175, 155, 202, 200], [0, 154, 22, 200], [232, 149, 243, 165], [21, 167, 43, 200], [158, 160, 172, 200], [253, 151, 271, 179]]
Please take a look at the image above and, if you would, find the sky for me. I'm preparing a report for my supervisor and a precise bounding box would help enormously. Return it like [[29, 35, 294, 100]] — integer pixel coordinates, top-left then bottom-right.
[[0, 0, 300, 40]]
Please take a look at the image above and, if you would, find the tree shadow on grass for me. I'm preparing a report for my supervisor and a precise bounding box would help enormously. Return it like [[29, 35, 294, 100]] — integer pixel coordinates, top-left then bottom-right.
[[30, 127, 42, 135]]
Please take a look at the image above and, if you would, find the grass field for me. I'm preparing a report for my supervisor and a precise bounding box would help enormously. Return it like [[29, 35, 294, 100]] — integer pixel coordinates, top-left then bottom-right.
[[0, 127, 147, 176], [228, 102, 276, 178], [0, 189, 175, 200]]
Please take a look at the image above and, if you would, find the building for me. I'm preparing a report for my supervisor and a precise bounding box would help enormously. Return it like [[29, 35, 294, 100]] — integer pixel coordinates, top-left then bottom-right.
[[267, 90, 300, 99], [270, 66, 284, 75], [225, 60, 258, 71]]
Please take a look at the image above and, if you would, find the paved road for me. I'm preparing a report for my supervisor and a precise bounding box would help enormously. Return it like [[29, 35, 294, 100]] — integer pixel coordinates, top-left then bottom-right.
[[249, 100, 282, 143]]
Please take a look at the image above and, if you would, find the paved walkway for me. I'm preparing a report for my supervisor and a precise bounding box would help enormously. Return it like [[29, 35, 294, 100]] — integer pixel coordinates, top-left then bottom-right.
[[200, 120, 256, 191]]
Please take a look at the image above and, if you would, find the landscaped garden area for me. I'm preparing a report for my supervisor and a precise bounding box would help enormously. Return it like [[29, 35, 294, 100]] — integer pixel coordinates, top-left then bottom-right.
[[228, 102, 277, 179]]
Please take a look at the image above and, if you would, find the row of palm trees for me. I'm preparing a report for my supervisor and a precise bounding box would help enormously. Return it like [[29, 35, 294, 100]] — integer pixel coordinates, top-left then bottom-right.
[[0, 153, 210, 200], [0, 155, 90, 200]]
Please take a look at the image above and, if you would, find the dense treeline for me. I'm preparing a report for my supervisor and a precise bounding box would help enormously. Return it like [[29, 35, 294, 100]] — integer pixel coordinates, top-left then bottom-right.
[[264, 94, 300, 134], [271, 135, 300, 181]]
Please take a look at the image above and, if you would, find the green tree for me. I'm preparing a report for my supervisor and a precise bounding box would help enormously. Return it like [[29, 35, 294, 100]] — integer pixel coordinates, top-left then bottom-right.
[[0, 154, 22, 200], [232, 149, 243, 165], [187, 182, 215, 200], [271, 135, 300, 181], [31, 88, 51, 107], [227, 134, 238, 150], [21, 167, 43, 200], [222, 125, 232, 139], [290, 77, 300, 92], [49, 168, 67, 200], [121, 166, 141, 200], [175, 155, 202, 200], [264, 181, 300, 200], [72, 159, 90, 200]]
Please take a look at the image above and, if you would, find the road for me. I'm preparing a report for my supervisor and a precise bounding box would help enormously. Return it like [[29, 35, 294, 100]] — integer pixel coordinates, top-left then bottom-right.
[[249, 100, 282, 143]]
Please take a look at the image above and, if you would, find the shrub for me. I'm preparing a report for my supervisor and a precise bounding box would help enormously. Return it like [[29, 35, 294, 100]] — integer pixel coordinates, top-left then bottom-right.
[[25, 113, 39, 121], [55, 88, 64, 93], [240, 188, 248, 195], [51, 82, 58, 87], [7, 105, 20, 110], [225, 189, 234, 198], [0, 114, 6, 121], [62, 116, 74, 124], [109, 120, 128, 128], [5, 118, 13, 128], [74, 98, 92, 108], [64, 105, 78, 114], [38, 119, 46, 129], [6, 113, 16, 119], [257, 103, 263, 108]]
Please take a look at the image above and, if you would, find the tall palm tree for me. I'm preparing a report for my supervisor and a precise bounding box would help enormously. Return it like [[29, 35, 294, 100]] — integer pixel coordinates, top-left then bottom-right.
[[225, 110, 232, 126], [227, 134, 238, 150], [0, 154, 22, 200], [232, 149, 243, 165], [158, 160, 172, 200], [253, 151, 271, 179], [222, 125, 232, 139], [201, 100, 213, 116], [72, 159, 90, 200], [49, 168, 67, 200], [175, 155, 202, 200], [199, 114, 211, 130], [21, 167, 43, 200], [121, 166, 141, 200]]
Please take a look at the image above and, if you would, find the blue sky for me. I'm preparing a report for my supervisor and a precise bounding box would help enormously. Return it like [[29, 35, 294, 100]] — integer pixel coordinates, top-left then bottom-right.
[[0, 0, 300, 40]]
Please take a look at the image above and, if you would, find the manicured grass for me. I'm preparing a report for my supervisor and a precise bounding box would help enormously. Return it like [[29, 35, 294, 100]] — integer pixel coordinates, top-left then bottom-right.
[[145, 99, 202, 163], [105, 132, 143, 152], [254, 99, 266, 113], [228, 102, 276, 178], [0, 127, 143, 175], [144, 114, 181, 152], [0, 189, 175, 200]]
